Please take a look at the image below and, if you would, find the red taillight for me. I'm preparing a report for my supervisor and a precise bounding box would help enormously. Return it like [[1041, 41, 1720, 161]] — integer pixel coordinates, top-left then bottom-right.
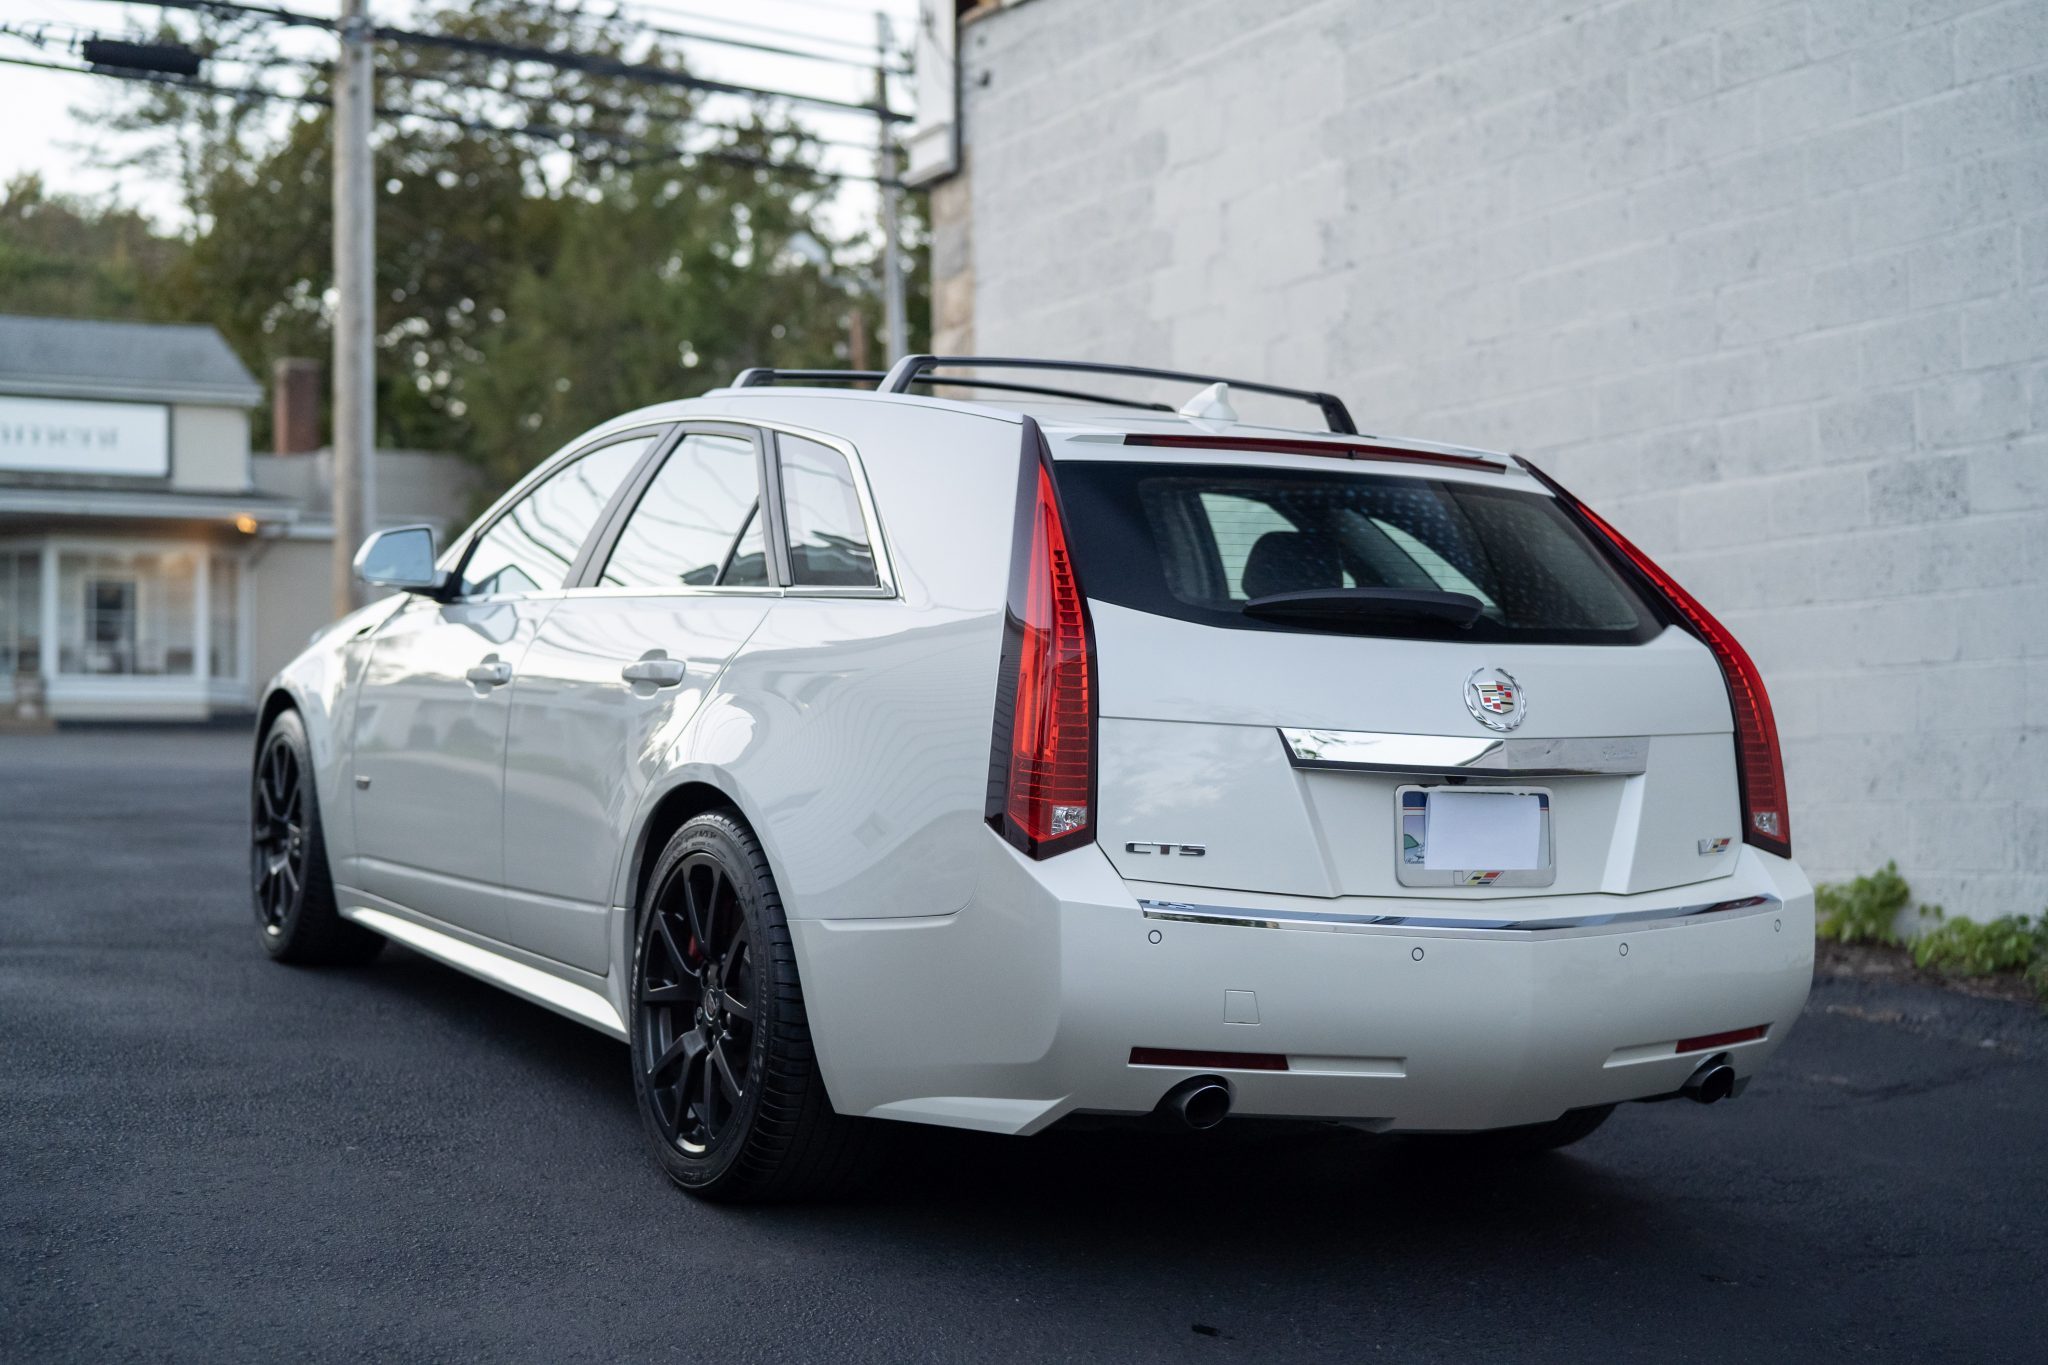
[[1517, 458, 1791, 859], [988, 426, 1096, 857]]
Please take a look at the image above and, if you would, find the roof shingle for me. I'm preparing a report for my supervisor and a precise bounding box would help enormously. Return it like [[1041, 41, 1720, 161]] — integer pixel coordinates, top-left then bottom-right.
[[0, 313, 262, 407]]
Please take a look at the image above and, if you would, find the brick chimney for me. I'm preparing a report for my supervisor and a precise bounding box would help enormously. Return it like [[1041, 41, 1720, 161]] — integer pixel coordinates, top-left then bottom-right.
[[272, 357, 322, 454]]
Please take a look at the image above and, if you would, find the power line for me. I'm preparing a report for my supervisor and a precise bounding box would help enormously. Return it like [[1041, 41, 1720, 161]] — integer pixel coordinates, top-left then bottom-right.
[[6, 13, 887, 151], [619, 2, 892, 59], [0, 51, 904, 185], [81, 0, 908, 120], [590, 8, 907, 73], [359, 60, 889, 152]]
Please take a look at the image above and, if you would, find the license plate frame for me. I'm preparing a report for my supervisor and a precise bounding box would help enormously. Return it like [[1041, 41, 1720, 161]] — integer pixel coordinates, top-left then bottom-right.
[[1395, 785, 1556, 888]]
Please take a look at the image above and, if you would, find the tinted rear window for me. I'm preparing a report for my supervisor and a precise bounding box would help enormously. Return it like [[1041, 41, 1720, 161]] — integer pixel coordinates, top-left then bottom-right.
[[1052, 460, 1665, 644]]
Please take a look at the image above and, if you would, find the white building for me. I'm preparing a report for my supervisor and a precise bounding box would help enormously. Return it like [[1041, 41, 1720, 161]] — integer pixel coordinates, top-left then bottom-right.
[[912, 0, 2048, 918], [0, 314, 476, 722]]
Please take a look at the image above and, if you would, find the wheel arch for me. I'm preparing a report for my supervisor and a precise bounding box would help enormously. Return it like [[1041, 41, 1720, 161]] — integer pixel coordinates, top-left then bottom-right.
[[255, 684, 299, 743], [623, 779, 754, 921]]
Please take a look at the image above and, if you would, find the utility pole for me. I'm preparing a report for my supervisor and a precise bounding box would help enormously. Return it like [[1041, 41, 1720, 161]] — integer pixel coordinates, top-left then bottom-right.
[[876, 12, 908, 362], [331, 0, 377, 618]]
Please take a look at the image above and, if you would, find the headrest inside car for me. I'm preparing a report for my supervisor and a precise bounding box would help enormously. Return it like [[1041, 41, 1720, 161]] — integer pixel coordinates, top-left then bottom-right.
[[1242, 530, 1341, 600]]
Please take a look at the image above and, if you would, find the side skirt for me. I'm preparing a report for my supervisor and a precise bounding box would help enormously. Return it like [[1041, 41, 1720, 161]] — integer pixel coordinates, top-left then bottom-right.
[[341, 903, 628, 1040]]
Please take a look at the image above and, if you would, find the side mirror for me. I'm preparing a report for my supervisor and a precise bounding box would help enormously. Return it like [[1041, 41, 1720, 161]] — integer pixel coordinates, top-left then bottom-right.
[[354, 525, 448, 595]]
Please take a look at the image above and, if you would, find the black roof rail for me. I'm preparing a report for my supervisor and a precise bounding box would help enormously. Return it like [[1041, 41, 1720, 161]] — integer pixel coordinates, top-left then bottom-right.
[[726, 366, 1173, 412], [732, 368, 886, 387], [877, 355, 1359, 434]]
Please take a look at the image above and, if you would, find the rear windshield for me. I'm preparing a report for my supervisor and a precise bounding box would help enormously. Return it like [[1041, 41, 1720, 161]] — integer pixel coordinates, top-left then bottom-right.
[[1051, 460, 1666, 645]]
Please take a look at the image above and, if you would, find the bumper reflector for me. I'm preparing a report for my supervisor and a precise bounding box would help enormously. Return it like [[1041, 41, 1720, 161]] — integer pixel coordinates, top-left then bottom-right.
[[1675, 1025, 1767, 1054], [1130, 1047, 1288, 1072]]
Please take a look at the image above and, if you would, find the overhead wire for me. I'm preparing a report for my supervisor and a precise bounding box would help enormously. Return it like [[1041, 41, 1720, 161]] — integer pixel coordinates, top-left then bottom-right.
[[0, 50, 904, 186], [71, 0, 909, 112]]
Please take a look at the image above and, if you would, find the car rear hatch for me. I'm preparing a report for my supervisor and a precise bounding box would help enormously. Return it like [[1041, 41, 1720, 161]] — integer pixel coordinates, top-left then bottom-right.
[[1047, 436, 1744, 903]]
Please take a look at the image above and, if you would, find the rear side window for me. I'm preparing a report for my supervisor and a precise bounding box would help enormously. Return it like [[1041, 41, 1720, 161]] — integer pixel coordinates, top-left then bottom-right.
[[601, 433, 766, 588], [460, 436, 650, 597], [1053, 460, 1664, 644], [777, 435, 878, 588]]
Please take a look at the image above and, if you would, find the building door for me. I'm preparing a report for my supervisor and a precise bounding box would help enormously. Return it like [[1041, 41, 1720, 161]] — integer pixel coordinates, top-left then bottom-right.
[[86, 578, 137, 675], [347, 432, 655, 940]]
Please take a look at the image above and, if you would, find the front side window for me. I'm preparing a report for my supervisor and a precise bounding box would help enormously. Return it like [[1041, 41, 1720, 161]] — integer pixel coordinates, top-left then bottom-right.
[[601, 433, 765, 589], [778, 435, 878, 589], [460, 435, 651, 597]]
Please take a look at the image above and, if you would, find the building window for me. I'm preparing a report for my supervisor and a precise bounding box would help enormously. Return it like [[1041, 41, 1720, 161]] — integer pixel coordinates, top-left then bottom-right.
[[56, 548, 199, 677], [0, 550, 40, 676], [209, 554, 240, 679]]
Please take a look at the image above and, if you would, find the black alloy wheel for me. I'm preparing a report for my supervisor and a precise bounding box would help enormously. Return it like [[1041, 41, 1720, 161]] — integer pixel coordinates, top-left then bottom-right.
[[252, 725, 308, 936], [637, 850, 758, 1154], [249, 708, 382, 965], [629, 811, 879, 1200]]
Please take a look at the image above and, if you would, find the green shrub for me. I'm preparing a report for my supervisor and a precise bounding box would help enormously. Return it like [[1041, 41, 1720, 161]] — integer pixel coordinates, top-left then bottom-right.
[[1814, 861, 1912, 945], [1909, 907, 2037, 976]]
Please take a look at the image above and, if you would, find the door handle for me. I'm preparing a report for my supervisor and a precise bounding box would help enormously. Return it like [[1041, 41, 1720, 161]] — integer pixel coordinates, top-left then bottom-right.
[[465, 656, 513, 687], [621, 654, 687, 688]]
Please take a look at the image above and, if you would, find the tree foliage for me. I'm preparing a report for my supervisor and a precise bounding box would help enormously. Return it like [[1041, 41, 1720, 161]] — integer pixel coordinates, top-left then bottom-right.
[[11, 0, 923, 498], [0, 175, 184, 318]]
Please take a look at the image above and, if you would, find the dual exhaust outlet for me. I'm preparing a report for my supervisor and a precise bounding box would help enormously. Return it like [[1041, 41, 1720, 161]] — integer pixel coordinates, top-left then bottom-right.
[[1156, 1075, 1232, 1130], [1681, 1053, 1738, 1105], [1152, 1053, 1735, 1130]]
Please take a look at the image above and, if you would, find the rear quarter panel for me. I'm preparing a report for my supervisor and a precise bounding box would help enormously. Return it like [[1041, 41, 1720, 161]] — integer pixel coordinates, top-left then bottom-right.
[[617, 397, 1029, 925]]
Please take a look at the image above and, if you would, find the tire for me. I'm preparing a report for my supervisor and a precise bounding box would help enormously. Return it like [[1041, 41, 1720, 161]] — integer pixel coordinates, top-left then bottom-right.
[[1413, 1104, 1616, 1157], [629, 810, 877, 1201], [251, 709, 383, 966]]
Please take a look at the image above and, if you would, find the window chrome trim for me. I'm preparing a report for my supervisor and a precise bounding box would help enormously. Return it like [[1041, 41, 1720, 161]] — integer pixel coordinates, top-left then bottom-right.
[[753, 417, 898, 600], [446, 424, 674, 603], [1138, 893, 1777, 941], [1280, 727, 1650, 778]]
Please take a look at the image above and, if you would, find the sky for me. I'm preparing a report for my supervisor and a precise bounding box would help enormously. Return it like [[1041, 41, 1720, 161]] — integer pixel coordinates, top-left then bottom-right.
[[0, 0, 920, 243]]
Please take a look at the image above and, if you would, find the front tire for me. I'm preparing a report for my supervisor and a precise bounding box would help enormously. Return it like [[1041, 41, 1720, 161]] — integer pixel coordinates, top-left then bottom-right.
[[629, 810, 875, 1201], [250, 709, 382, 966]]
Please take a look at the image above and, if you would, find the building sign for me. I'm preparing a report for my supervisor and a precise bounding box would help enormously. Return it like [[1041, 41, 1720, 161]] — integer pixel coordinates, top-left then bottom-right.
[[902, 0, 959, 186], [0, 396, 170, 478]]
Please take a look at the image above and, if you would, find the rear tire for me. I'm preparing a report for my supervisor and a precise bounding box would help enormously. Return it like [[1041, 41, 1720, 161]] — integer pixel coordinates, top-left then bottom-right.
[[629, 810, 878, 1201], [250, 709, 383, 966], [1412, 1104, 1615, 1157]]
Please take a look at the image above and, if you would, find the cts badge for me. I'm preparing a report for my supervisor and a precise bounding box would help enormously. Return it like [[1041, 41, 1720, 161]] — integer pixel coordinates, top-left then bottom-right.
[[1464, 667, 1526, 732], [1125, 842, 1206, 857]]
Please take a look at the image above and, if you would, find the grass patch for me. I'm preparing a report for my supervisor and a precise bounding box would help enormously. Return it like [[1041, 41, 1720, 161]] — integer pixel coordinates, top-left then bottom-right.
[[1814, 862, 2046, 1007], [1814, 861, 1912, 945]]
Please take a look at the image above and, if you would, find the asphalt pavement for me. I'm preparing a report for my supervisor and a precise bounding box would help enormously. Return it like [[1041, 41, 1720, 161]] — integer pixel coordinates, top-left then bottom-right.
[[3, 726, 2045, 1363]]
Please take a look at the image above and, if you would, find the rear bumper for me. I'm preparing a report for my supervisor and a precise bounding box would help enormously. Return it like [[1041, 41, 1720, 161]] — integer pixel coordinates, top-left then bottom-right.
[[789, 839, 1814, 1136]]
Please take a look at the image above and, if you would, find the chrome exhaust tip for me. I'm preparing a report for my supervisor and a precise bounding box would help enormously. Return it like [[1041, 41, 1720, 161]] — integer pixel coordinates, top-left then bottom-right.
[[1159, 1076, 1232, 1130], [1682, 1055, 1737, 1105]]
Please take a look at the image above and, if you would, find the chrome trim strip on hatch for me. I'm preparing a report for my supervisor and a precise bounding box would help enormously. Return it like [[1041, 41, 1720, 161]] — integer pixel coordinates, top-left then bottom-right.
[[1138, 894, 1778, 941], [1279, 727, 1651, 778]]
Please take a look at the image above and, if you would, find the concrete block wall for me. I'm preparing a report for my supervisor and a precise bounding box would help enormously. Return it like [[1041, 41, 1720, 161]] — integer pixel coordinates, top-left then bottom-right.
[[950, 0, 2048, 916]]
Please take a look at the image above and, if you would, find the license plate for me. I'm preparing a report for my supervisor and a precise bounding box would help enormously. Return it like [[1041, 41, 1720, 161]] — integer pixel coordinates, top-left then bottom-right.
[[1396, 785, 1555, 888]]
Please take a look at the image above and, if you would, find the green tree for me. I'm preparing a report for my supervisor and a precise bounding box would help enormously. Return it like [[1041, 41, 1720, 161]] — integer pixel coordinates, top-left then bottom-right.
[[0, 174, 183, 319], [78, 0, 918, 496]]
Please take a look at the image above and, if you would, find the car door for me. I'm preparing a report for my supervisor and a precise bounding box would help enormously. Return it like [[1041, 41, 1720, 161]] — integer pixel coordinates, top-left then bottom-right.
[[496, 426, 782, 971], [347, 430, 658, 939]]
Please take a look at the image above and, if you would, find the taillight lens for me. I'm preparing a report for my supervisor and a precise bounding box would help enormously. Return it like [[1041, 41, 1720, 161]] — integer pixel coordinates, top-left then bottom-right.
[[1517, 458, 1791, 858], [988, 426, 1096, 857]]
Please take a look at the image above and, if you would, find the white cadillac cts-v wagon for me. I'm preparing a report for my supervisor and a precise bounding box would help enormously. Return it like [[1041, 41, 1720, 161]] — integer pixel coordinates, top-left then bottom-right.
[[252, 356, 1814, 1200]]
